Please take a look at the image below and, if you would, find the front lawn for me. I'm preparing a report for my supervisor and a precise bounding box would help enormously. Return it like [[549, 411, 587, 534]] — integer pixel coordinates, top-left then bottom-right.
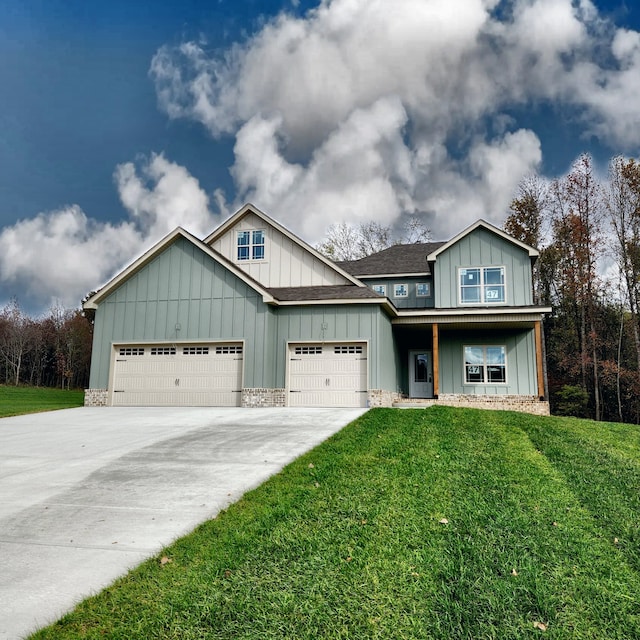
[[32, 407, 640, 639], [0, 385, 85, 418]]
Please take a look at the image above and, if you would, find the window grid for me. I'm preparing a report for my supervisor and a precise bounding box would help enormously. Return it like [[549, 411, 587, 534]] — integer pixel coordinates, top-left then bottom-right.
[[459, 266, 505, 304], [183, 346, 210, 355], [334, 345, 363, 354], [151, 347, 176, 356], [215, 346, 243, 355], [294, 346, 323, 355], [237, 229, 265, 261], [372, 284, 386, 296], [394, 283, 408, 298], [416, 282, 431, 297], [119, 347, 145, 356], [464, 346, 506, 384]]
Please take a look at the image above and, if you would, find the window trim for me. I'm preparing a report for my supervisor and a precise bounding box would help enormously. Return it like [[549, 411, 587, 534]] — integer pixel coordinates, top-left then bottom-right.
[[393, 283, 409, 298], [463, 345, 507, 385], [237, 229, 266, 262], [458, 266, 506, 305], [416, 282, 431, 298]]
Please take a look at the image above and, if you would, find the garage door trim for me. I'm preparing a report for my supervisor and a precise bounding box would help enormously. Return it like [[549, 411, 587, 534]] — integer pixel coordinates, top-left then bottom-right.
[[286, 340, 369, 408], [108, 339, 245, 407]]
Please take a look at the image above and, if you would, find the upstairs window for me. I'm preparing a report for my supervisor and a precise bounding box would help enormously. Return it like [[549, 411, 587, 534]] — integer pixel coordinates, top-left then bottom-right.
[[394, 283, 408, 298], [372, 284, 386, 296], [459, 266, 505, 304], [237, 230, 265, 261], [416, 282, 431, 297]]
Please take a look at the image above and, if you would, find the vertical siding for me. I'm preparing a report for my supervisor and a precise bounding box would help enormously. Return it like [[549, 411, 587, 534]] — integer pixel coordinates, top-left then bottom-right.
[[434, 228, 533, 308], [88, 237, 275, 390], [210, 213, 351, 287], [438, 328, 537, 395], [361, 277, 435, 309]]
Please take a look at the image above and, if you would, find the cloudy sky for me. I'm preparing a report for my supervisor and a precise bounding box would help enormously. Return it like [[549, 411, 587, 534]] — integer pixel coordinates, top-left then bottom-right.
[[1, 0, 640, 313]]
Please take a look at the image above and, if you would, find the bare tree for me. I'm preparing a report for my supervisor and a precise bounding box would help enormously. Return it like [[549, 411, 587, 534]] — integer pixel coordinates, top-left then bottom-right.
[[0, 298, 34, 386]]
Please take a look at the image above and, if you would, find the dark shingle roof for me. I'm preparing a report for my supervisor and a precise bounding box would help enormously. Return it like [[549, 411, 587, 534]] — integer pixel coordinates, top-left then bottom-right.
[[336, 242, 446, 276], [267, 285, 385, 302]]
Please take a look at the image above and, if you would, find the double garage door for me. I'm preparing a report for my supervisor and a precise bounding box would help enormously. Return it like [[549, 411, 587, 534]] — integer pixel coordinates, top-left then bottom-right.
[[112, 343, 243, 407], [288, 343, 368, 408], [111, 341, 367, 408]]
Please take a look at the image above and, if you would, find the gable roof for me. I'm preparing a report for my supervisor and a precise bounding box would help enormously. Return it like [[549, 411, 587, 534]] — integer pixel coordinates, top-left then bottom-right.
[[427, 219, 539, 261], [204, 203, 364, 287], [83, 227, 275, 310], [337, 242, 446, 277]]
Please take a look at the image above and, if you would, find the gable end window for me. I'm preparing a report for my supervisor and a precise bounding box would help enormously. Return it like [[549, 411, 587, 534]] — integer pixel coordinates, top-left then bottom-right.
[[464, 346, 506, 384], [237, 230, 265, 261], [459, 266, 505, 304]]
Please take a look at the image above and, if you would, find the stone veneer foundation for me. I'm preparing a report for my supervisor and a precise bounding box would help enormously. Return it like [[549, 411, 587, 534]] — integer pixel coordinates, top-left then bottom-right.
[[367, 389, 403, 408], [84, 389, 109, 407], [241, 388, 287, 408], [394, 394, 550, 416]]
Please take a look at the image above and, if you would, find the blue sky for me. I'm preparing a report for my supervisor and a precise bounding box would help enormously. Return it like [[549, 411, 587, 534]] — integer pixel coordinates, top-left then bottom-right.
[[1, 0, 639, 313]]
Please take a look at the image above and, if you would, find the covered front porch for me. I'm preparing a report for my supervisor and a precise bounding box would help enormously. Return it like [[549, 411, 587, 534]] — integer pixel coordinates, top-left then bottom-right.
[[391, 310, 549, 413]]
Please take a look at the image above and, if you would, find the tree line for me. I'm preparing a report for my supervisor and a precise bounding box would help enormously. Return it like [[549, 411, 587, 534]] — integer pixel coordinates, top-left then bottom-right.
[[0, 299, 93, 390], [505, 154, 640, 423]]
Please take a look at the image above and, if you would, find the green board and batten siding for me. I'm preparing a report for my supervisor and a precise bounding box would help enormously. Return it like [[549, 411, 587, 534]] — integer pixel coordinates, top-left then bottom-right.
[[438, 328, 538, 396], [88, 236, 398, 395], [88, 237, 276, 390], [274, 305, 398, 392], [434, 227, 534, 308]]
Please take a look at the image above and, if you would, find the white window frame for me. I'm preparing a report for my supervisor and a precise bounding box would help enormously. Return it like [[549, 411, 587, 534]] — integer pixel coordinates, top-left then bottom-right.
[[463, 345, 507, 385], [394, 283, 409, 298], [416, 282, 431, 297], [371, 284, 386, 296], [458, 266, 506, 305], [237, 229, 266, 261]]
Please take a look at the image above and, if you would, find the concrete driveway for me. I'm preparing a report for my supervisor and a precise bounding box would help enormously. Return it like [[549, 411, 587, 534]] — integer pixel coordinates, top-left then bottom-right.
[[0, 406, 366, 639]]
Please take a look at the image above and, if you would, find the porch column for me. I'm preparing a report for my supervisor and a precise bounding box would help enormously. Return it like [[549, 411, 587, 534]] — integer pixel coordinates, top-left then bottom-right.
[[432, 323, 439, 398], [534, 320, 545, 400]]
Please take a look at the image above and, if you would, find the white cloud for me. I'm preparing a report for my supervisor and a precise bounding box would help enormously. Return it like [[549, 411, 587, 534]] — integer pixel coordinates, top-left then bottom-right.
[[150, 0, 640, 241], [0, 154, 215, 310]]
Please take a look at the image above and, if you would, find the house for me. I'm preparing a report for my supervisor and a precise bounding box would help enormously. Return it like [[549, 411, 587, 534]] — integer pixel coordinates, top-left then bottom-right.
[[83, 204, 551, 414]]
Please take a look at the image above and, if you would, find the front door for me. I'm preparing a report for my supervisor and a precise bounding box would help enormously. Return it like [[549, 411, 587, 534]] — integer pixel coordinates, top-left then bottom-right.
[[409, 351, 433, 398]]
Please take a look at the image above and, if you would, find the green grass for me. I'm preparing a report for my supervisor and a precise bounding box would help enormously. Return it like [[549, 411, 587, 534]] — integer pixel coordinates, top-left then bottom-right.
[[30, 407, 640, 639], [0, 385, 85, 417]]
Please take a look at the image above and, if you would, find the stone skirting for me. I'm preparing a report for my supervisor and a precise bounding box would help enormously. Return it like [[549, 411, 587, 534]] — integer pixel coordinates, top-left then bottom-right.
[[241, 388, 286, 408], [395, 394, 550, 416], [367, 389, 403, 408], [84, 389, 109, 407]]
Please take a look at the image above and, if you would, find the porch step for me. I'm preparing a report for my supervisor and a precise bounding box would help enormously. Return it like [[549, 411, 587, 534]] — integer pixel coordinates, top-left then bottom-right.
[[392, 399, 437, 409]]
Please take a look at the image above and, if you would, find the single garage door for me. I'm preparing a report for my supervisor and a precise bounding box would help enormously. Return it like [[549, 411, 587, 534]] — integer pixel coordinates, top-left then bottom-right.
[[288, 342, 367, 407], [112, 343, 243, 406]]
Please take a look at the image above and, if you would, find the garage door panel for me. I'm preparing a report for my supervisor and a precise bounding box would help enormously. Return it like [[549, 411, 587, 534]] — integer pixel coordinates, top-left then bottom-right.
[[288, 343, 367, 408], [112, 343, 242, 406]]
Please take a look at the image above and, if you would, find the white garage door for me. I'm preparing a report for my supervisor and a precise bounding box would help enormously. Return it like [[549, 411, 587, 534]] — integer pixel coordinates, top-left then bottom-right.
[[112, 343, 243, 406], [288, 343, 367, 408]]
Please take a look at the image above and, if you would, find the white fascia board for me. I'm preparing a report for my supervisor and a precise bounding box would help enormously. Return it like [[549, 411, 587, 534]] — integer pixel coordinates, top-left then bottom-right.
[[204, 202, 364, 287], [83, 227, 274, 310], [426, 219, 539, 261], [396, 306, 552, 318]]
